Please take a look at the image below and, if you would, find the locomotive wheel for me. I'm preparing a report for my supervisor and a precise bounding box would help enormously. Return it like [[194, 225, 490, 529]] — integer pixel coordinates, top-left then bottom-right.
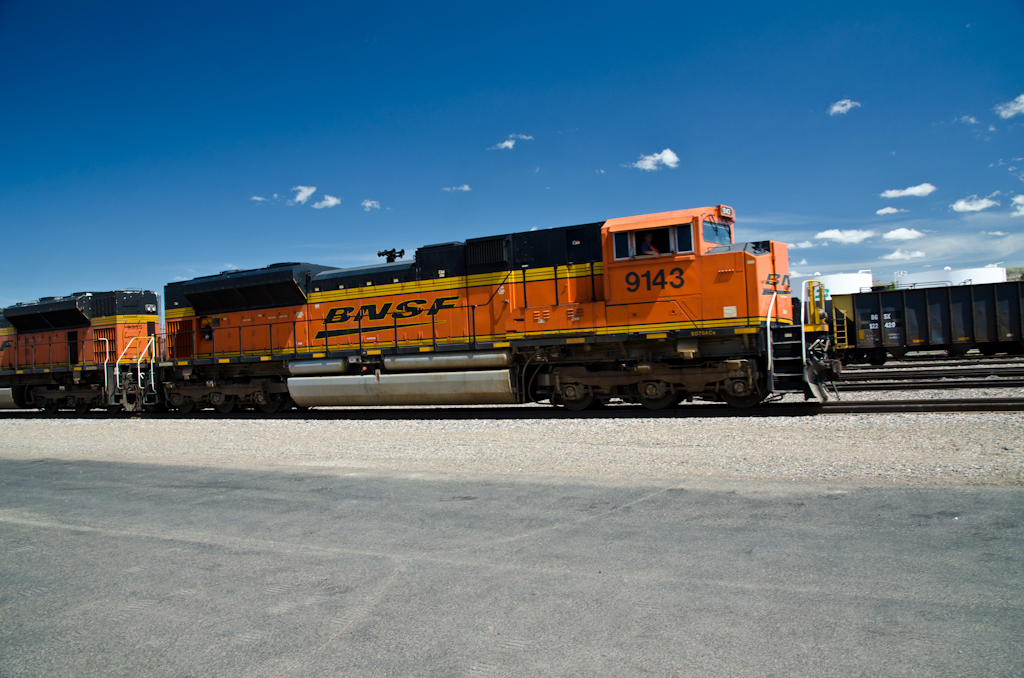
[[177, 400, 198, 415], [258, 397, 286, 414], [639, 392, 677, 410], [41, 401, 59, 416], [721, 391, 764, 409], [559, 393, 596, 411], [214, 397, 239, 414], [73, 401, 91, 415]]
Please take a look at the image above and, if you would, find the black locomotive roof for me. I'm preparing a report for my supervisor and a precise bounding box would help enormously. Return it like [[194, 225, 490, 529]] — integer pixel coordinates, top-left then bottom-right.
[[312, 261, 417, 290], [163, 219, 607, 307], [164, 262, 332, 314], [2, 291, 158, 332]]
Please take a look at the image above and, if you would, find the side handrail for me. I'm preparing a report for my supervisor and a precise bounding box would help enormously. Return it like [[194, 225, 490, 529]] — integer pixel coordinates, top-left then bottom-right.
[[765, 291, 778, 378], [114, 337, 139, 389], [136, 335, 156, 389], [98, 338, 111, 392], [800, 280, 810, 368]]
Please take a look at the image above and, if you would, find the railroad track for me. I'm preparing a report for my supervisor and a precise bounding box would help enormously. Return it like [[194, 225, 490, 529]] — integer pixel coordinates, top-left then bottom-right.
[[834, 360, 1024, 392], [3, 397, 1023, 420]]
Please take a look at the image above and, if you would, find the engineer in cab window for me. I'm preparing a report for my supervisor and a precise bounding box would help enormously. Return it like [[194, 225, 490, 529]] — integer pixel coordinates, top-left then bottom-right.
[[639, 232, 660, 257]]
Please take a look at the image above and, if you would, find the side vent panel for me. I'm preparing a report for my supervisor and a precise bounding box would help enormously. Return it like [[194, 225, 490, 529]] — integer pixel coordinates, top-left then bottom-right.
[[466, 237, 509, 267]]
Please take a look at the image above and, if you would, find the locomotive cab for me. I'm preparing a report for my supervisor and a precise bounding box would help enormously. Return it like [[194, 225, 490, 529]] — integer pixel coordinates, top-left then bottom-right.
[[601, 205, 792, 329]]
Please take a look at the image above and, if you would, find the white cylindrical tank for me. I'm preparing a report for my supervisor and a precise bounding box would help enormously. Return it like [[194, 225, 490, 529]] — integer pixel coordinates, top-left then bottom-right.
[[791, 271, 873, 299], [895, 267, 1006, 288]]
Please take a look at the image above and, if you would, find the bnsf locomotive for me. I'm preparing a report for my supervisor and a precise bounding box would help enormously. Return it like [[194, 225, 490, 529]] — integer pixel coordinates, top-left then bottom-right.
[[0, 205, 840, 414]]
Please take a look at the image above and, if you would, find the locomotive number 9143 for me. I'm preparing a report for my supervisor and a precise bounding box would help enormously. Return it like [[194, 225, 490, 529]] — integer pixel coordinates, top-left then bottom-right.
[[624, 268, 685, 293]]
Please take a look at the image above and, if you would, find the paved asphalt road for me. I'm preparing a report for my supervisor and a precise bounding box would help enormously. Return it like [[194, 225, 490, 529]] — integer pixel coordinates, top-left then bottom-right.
[[1, 458, 1022, 677]]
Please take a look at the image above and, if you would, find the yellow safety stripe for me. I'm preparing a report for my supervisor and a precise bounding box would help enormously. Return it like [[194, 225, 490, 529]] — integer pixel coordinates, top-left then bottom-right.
[[165, 307, 195, 319], [90, 314, 160, 327], [307, 264, 607, 304]]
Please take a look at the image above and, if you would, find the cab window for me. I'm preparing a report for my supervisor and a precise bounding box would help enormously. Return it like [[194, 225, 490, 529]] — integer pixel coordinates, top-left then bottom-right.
[[613, 232, 631, 259], [676, 224, 693, 253], [703, 221, 732, 246], [636, 228, 671, 256]]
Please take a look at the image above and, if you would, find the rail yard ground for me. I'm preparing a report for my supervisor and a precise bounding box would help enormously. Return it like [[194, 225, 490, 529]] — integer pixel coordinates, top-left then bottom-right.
[[2, 403, 1023, 676], [1, 399, 1023, 484]]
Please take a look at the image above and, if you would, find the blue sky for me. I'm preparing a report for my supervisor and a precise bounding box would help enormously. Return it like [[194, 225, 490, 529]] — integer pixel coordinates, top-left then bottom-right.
[[1, 1, 1022, 305]]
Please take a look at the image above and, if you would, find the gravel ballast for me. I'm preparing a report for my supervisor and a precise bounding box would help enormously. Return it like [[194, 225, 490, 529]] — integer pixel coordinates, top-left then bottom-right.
[[1, 411, 1022, 484]]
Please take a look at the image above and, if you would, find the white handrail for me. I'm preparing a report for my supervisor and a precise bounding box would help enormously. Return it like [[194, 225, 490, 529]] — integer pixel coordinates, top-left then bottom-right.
[[114, 337, 138, 389], [800, 280, 811, 368], [136, 336, 155, 389], [765, 291, 778, 376], [98, 338, 111, 392]]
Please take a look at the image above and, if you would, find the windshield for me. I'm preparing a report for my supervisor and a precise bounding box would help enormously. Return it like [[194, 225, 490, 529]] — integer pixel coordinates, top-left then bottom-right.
[[702, 221, 732, 246]]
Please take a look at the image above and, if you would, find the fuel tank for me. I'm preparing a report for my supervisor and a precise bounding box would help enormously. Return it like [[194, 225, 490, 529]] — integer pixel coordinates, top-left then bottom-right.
[[287, 369, 517, 407], [0, 388, 23, 409]]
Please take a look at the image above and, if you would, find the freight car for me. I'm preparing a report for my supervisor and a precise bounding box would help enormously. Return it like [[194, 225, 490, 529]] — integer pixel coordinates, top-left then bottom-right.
[[829, 281, 1024, 365], [0, 205, 838, 414]]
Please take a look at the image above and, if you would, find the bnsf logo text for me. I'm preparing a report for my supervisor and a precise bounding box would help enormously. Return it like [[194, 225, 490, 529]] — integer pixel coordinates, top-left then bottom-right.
[[314, 297, 459, 340], [323, 297, 459, 324]]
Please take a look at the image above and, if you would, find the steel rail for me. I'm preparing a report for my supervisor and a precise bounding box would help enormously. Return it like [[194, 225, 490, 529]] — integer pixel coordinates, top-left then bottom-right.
[[5, 397, 1024, 420]]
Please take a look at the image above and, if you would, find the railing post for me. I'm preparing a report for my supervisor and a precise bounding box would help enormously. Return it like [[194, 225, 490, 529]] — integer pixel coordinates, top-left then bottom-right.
[[471, 305, 477, 347]]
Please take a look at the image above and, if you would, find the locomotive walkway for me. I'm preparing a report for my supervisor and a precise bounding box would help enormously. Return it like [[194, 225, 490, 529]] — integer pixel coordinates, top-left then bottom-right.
[[1, 458, 1022, 677]]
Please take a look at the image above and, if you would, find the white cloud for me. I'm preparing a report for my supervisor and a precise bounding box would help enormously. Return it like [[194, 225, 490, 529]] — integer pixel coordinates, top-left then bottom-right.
[[875, 207, 908, 215], [951, 195, 999, 212], [489, 134, 533, 150], [983, 231, 1008, 236], [250, 196, 267, 202], [880, 183, 937, 198], [792, 241, 815, 249], [994, 94, 1024, 119], [797, 258, 808, 265], [630, 148, 680, 171], [442, 185, 471, 192], [361, 199, 380, 211], [880, 249, 926, 260], [292, 185, 316, 204], [815, 229, 875, 244], [958, 116, 979, 124], [1012, 195, 1024, 217], [596, 169, 605, 174], [312, 195, 341, 209], [829, 99, 861, 116], [883, 228, 924, 241]]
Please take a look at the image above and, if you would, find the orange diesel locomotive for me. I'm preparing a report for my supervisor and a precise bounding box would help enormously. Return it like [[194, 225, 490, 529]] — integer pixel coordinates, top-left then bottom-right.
[[152, 205, 822, 413], [0, 291, 160, 412]]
